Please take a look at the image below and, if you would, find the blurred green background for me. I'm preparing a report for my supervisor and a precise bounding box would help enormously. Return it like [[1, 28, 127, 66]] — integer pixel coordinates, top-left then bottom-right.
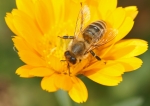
[[0, 0, 150, 106]]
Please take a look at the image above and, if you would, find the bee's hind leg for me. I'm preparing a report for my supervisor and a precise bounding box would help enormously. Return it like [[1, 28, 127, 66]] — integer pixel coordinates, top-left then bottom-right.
[[89, 50, 101, 61]]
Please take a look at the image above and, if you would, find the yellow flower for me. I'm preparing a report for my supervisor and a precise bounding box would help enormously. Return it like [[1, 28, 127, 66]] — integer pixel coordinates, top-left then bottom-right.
[[5, 0, 148, 103]]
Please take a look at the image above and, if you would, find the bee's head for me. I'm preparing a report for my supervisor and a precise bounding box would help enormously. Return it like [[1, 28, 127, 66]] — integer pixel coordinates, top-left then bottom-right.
[[64, 51, 77, 64]]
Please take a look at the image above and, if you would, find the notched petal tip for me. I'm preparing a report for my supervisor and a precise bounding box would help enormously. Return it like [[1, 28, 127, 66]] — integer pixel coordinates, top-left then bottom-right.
[[41, 75, 58, 92], [125, 6, 139, 20], [68, 77, 88, 103], [16, 65, 33, 78], [117, 57, 143, 72]]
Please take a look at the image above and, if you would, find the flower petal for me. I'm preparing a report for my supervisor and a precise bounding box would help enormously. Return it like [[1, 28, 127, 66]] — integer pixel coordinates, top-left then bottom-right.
[[116, 57, 143, 72], [98, 0, 117, 20], [12, 9, 42, 51], [125, 6, 138, 20], [84, 62, 125, 77], [12, 36, 34, 51], [35, 0, 54, 33], [5, 13, 19, 35], [84, 62, 124, 86], [68, 77, 88, 103], [41, 74, 58, 92], [16, 65, 34, 78], [29, 67, 54, 77], [113, 17, 134, 43], [106, 7, 126, 29], [54, 75, 73, 91], [103, 39, 148, 59], [119, 39, 148, 58], [16, 0, 35, 19], [18, 50, 46, 66], [86, 73, 122, 86], [49, 0, 65, 24]]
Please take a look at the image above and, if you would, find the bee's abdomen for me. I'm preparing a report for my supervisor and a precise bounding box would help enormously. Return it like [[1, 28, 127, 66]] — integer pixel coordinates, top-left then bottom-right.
[[83, 21, 106, 44]]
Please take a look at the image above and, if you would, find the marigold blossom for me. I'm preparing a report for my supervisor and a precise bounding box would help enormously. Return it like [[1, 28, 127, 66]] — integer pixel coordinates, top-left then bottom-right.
[[5, 0, 148, 103]]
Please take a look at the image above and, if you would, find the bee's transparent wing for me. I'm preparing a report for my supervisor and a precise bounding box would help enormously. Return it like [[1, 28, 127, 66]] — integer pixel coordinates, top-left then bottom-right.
[[84, 28, 118, 54], [74, 4, 90, 39], [96, 28, 118, 46]]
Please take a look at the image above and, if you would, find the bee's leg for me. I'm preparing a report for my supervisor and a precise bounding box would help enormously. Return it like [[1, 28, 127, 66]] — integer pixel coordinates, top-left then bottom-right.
[[67, 63, 71, 76], [58, 36, 74, 39], [60, 60, 71, 75], [89, 50, 101, 61]]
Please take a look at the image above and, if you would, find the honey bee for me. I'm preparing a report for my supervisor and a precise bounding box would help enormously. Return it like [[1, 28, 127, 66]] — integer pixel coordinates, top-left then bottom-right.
[[60, 3, 118, 65]]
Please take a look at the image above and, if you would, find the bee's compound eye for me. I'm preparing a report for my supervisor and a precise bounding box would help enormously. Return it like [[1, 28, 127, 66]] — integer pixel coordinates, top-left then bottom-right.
[[70, 57, 77, 64], [64, 51, 77, 64]]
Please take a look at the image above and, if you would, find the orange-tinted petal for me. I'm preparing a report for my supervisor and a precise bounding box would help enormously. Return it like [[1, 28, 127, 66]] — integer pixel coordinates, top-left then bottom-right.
[[18, 50, 46, 66], [68, 77, 88, 103], [125, 6, 138, 20], [84, 62, 124, 86], [12, 36, 34, 51], [16, 0, 35, 19], [29, 67, 54, 77], [41, 74, 58, 92], [54, 75, 73, 91], [16, 65, 34, 78], [84, 62, 124, 77], [116, 57, 143, 72], [12, 9, 42, 51], [86, 73, 122, 86], [35, 0, 54, 33]]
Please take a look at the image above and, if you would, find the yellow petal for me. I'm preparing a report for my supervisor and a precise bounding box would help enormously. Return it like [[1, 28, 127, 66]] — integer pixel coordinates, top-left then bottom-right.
[[116, 57, 143, 72], [98, 0, 117, 20], [48, 0, 65, 24], [48, 56, 65, 72], [29, 67, 54, 77], [102, 16, 134, 48], [18, 50, 46, 67], [16, 65, 34, 78], [103, 39, 148, 59], [69, 77, 88, 103], [5, 13, 19, 35], [41, 74, 58, 92], [106, 7, 126, 29], [125, 6, 138, 20], [118, 39, 148, 58], [64, 0, 80, 23], [12, 36, 34, 51], [86, 73, 122, 86], [12, 9, 42, 51], [54, 75, 73, 91], [84, 62, 124, 77], [34, 0, 54, 33], [71, 0, 86, 3], [113, 17, 134, 43], [16, 0, 35, 19]]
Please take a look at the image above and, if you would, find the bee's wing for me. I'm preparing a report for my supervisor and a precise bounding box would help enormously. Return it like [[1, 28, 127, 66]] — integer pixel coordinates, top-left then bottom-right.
[[74, 4, 90, 39], [84, 28, 118, 54], [95, 28, 118, 46]]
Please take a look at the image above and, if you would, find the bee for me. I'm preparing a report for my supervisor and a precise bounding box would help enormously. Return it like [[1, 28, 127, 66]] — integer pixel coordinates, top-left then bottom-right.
[[60, 3, 118, 65]]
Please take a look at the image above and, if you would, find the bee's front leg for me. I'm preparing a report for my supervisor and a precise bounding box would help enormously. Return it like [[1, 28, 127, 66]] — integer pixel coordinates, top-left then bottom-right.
[[58, 35, 74, 39]]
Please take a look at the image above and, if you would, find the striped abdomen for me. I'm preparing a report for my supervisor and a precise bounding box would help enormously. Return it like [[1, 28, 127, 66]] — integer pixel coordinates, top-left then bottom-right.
[[82, 20, 106, 44]]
